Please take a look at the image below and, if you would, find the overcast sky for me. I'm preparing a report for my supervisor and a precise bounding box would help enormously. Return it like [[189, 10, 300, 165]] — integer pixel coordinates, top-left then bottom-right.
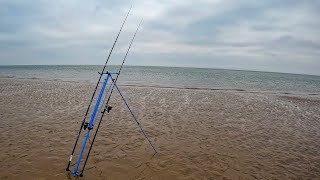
[[0, 0, 319, 75]]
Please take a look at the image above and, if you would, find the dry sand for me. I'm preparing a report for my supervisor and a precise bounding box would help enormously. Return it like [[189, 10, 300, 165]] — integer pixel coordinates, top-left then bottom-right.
[[0, 78, 319, 180]]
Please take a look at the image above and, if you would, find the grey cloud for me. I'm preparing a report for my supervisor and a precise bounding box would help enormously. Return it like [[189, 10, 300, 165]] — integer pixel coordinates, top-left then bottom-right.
[[0, 0, 319, 75]]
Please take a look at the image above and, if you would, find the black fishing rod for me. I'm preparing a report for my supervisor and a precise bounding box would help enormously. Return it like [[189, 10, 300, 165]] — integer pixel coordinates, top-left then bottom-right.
[[79, 20, 143, 177], [66, 5, 132, 171]]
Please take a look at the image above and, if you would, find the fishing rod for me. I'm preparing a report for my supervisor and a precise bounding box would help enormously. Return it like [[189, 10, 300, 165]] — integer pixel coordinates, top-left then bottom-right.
[[66, 5, 132, 172], [104, 20, 157, 153], [79, 20, 145, 177], [106, 19, 142, 105]]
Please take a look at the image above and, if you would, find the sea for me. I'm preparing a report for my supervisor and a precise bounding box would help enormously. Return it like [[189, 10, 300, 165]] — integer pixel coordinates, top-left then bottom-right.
[[0, 65, 320, 94]]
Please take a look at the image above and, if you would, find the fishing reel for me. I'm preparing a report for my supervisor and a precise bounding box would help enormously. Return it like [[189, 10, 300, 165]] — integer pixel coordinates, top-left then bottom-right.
[[106, 104, 113, 113], [83, 122, 89, 130]]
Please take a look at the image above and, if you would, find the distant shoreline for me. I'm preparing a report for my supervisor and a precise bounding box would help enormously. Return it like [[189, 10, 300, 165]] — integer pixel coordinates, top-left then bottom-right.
[[1, 65, 320, 94], [1, 76, 319, 96], [0, 64, 319, 77]]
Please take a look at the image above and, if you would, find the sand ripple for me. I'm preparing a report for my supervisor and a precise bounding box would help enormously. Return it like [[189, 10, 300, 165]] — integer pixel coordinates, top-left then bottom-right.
[[0, 78, 319, 179]]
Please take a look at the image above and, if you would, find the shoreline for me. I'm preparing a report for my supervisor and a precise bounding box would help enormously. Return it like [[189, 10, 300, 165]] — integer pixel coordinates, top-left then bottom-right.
[[1, 76, 319, 96], [1, 64, 320, 77]]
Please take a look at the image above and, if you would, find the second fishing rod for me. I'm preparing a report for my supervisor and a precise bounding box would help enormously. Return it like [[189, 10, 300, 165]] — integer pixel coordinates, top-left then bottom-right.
[[79, 20, 143, 177]]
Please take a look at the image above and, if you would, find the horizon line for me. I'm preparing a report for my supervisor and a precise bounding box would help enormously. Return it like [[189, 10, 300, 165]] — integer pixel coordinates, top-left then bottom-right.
[[0, 64, 319, 77]]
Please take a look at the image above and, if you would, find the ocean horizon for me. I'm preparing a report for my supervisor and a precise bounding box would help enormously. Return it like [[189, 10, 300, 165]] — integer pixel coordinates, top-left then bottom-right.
[[1, 64, 320, 76], [1, 65, 320, 93]]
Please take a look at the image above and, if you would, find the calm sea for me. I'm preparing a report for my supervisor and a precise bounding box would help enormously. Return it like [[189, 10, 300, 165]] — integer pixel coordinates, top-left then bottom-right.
[[0, 65, 319, 93]]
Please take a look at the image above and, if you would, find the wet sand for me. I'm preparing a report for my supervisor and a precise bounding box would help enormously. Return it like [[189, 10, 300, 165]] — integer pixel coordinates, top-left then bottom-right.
[[0, 78, 319, 179]]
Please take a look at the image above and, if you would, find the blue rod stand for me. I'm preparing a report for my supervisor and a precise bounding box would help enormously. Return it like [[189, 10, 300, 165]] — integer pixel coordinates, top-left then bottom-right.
[[68, 72, 156, 177], [70, 73, 111, 177]]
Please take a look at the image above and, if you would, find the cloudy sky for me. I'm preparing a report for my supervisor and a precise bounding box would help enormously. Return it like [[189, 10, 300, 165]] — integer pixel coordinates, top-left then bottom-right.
[[0, 0, 319, 75]]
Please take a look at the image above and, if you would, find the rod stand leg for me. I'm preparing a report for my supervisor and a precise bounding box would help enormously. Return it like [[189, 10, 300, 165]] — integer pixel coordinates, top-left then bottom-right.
[[113, 83, 157, 153]]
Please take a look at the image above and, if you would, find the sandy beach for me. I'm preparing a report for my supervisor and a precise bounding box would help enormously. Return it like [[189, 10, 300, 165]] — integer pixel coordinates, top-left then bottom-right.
[[0, 77, 319, 180]]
